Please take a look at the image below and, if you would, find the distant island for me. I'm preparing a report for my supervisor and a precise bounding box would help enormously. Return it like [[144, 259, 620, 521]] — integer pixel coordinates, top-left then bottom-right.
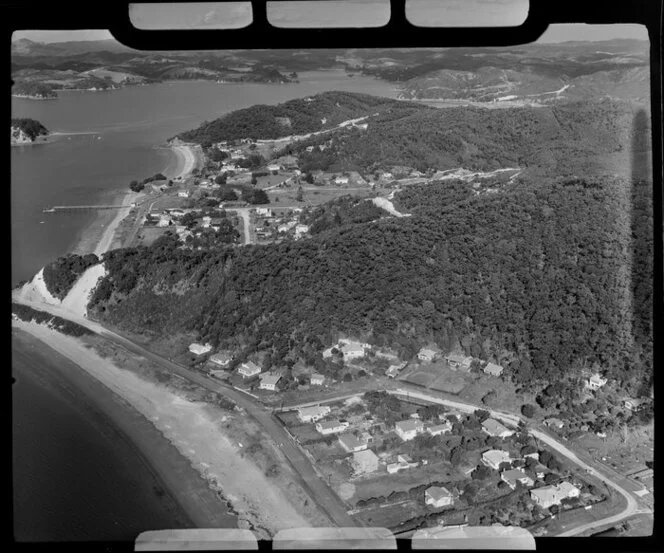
[[11, 118, 49, 144]]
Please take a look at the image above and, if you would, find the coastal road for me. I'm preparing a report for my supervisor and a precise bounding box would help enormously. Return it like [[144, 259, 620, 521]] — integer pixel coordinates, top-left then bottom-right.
[[226, 208, 253, 245], [12, 296, 357, 529]]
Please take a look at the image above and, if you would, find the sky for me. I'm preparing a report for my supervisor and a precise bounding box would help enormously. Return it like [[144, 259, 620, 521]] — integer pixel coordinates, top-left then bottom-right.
[[12, 0, 648, 42]]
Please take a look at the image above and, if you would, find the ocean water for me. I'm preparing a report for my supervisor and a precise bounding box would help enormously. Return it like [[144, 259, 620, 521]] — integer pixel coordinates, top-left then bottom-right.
[[10, 70, 397, 541]]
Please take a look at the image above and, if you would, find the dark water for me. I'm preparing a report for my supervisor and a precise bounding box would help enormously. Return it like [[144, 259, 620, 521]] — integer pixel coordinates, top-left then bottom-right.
[[11, 71, 398, 286], [10, 70, 397, 541], [12, 336, 194, 541]]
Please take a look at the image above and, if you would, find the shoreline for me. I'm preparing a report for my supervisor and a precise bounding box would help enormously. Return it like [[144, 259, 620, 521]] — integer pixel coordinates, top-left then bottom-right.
[[11, 318, 318, 538], [12, 326, 237, 534]]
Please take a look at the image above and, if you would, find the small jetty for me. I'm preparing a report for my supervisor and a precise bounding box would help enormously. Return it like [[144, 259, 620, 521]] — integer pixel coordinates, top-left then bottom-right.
[[43, 203, 135, 213]]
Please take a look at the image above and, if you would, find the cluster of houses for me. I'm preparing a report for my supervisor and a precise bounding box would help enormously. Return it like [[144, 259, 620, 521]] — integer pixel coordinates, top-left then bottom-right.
[[146, 208, 233, 243], [416, 347, 504, 377], [252, 207, 309, 242], [323, 339, 372, 361]]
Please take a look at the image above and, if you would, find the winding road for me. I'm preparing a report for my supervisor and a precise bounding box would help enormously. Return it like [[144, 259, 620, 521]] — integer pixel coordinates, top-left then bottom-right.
[[11, 290, 651, 536]]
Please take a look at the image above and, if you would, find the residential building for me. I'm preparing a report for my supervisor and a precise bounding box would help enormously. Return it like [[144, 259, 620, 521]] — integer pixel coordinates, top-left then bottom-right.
[[310, 373, 325, 386], [530, 482, 580, 510], [352, 449, 379, 474], [484, 362, 504, 377], [335, 176, 349, 185], [338, 339, 368, 360], [238, 361, 261, 379], [395, 420, 424, 441], [524, 451, 540, 461], [481, 418, 514, 438], [209, 352, 232, 367], [417, 347, 438, 362], [481, 449, 512, 470], [624, 398, 648, 411], [425, 486, 454, 508], [544, 418, 565, 430], [157, 215, 172, 228], [427, 421, 453, 436], [500, 469, 535, 490], [259, 373, 281, 391], [445, 354, 472, 371], [316, 420, 349, 435], [386, 454, 418, 474], [267, 164, 281, 173], [169, 209, 185, 217], [255, 207, 273, 217], [202, 216, 212, 228], [210, 218, 224, 230], [298, 405, 331, 423], [386, 363, 406, 378], [189, 342, 212, 355], [585, 373, 608, 391], [294, 224, 309, 238], [338, 432, 368, 453], [178, 190, 190, 198]]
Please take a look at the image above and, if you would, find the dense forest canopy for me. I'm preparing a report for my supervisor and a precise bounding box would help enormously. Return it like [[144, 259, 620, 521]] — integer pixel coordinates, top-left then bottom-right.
[[11, 117, 49, 140], [43, 253, 99, 299], [276, 98, 637, 175], [89, 174, 652, 392], [174, 91, 413, 143]]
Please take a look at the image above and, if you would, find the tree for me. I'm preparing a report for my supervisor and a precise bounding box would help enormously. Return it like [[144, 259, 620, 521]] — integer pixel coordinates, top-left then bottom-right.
[[474, 409, 490, 423], [129, 180, 145, 192], [520, 444, 538, 456], [543, 472, 559, 485], [304, 172, 314, 184], [521, 404, 536, 418], [472, 465, 491, 480], [251, 176, 258, 185], [215, 174, 227, 185], [296, 186, 304, 202], [498, 461, 511, 471], [343, 372, 353, 382], [449, 446, 464, 465], [539, 450, 553, 466]]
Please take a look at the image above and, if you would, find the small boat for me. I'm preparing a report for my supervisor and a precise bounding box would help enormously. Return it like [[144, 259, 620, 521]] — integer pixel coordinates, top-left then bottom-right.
[[39, 221, 45, 224], [43, 208, 55, 213]]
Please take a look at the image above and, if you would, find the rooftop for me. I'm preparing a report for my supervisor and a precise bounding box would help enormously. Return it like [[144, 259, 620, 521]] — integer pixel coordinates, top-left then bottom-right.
[[260, 373, 281, 386], [395, 419, 423, 432], [426, 486, 452, 501], [339, 432, 367, 450], [482, 418, 510, 434]]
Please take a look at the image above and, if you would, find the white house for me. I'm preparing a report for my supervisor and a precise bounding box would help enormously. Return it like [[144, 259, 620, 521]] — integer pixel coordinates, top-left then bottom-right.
[[298, 405, 331, 423], [446, 354, 472, 371], [338, 339, 368, 360], [267, 164, 281, 173], [386, 454, 418, 474], [394, 420, 424, 441], [500, 469, 535, 490], [255, 207, 273, 217], [201, 216, 212, 228], [178, 190, 190, 198], [530, 482, 580, 510], [338, 432, 368, 453], [417, 347, 438, 362], [334, 176, 349, 185], [315, 419, 349, 435], [543, 418, 565, 430], [238, 361, 261, 379], [481, 449, 512, 470], [481, 419, 514, 438], [425, 486, 454, 508], [427, 421, 453, 436], [209, 352, 232, 367], [585, 373, 608, 391], [259, 373, 281, 391], [484, 362, 504, 377], [189, 342, 212, 355], [386, 363, 406, 378], [352, 449, 379, 474], [310, 373, 325, 386], [157, 215, 172, 227], [624, 398, 648, 411], [294, 224, 309, 237]]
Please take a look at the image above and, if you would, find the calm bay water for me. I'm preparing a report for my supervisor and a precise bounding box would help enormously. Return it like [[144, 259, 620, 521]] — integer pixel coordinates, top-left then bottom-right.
[[11, 71, 397, 286], [11, 70, 397, 541]]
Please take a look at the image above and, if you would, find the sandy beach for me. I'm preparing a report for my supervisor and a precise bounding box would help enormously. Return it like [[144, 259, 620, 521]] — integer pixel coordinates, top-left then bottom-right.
[[12, 318, 315, 538]]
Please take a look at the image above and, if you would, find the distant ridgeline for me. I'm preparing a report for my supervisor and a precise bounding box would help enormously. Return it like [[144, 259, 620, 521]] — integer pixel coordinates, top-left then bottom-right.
[[176, 91, 641, 177], [10, 118, 49, 144], [86, 174, 652, 391]]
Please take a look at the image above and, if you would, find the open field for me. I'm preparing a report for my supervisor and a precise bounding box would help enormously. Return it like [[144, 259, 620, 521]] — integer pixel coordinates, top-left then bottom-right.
[[355, 500, 423, 529], [136, 226, 172, 246], [402, 363, 469, 394]]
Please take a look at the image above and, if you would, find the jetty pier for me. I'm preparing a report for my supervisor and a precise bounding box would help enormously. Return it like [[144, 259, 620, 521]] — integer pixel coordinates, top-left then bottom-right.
[[43, 203, 136, 213]]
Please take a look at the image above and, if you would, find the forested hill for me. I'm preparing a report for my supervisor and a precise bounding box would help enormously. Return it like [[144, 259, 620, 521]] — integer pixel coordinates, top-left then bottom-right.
[[279, 98, 640, 176], [11, 118, 49, 143], [174, 91, 414, 143], [89, 175, 652, 391]]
